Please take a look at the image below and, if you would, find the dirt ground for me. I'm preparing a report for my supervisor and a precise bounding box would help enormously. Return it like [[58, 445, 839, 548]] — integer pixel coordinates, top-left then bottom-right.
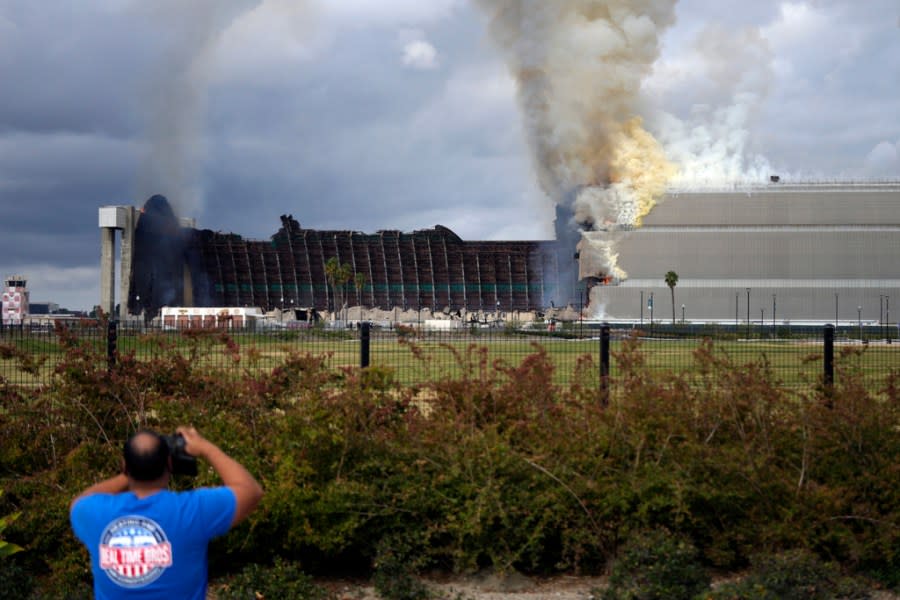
[[322, 572, 608, 600], [318, 571, 900, 600]]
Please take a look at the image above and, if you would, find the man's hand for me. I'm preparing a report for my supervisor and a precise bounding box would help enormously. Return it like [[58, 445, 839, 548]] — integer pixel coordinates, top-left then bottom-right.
[[176, 425, 213, 459], [175, 425, 263, 527]]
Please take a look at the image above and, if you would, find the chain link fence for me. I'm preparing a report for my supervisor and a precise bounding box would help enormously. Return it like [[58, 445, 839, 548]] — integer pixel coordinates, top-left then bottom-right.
[[1, 321, 897, 391]]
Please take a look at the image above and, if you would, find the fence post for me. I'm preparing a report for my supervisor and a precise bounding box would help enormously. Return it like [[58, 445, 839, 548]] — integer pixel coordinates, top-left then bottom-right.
[[360, 321, 370, 368], [107, 319, 118, 370], [600, 322, 610, 406], [823, 324, 834, 404]]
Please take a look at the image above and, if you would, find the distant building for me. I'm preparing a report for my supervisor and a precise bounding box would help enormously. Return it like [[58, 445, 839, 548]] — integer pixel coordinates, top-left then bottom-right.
[[29, 302, 60, 315], [2, 275, 29, 325], [159, 306, 265, 329], [586, 182, 900, 324], [101, 181, 900, 325], [115, 195, 579, 320]]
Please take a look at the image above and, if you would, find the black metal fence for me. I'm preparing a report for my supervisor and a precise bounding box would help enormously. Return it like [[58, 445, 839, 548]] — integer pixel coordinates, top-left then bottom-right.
[[1, 321, 897, 391]]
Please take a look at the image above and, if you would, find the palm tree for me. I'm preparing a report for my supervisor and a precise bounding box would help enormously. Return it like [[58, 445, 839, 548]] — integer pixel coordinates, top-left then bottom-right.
[[665, 270, 679, 325], [324, 257, 352, 320], [324, 257, 339, 316], [354, 272, 367, 308], [342, 263, 355, 318]]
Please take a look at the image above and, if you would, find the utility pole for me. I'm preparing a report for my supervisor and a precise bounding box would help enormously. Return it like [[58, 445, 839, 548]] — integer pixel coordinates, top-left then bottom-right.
[[772, 294, 776, 337], [735, 292, 739, 330], [835, 293, 839, 329], [746, 288, 751, 338], [580, 290, 583, 337]]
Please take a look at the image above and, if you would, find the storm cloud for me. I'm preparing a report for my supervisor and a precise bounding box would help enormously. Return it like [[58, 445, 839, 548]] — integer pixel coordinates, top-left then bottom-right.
[[0, 0, 897, 311]]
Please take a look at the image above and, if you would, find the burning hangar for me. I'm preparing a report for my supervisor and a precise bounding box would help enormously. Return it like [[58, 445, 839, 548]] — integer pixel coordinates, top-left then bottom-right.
[[100, 195, 583, 321], [100, 181, 900, 325], [585, 181, 900, 325]]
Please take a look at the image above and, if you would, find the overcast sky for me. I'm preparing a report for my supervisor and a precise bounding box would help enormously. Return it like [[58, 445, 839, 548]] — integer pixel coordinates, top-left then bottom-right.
[[1, 0, 898, 311]]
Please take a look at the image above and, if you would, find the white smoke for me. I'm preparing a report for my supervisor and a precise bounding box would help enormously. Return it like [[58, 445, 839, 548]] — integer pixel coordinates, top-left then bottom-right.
[[650, 23, 776, 186], [474, 0, 679, 283], [133, 0, 311, 216], [864, 139, 900, 176], [577, 231, 627, 281]]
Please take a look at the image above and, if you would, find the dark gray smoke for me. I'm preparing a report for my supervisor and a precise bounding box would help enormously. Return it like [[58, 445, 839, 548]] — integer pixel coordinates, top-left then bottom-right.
[[129, 195, 186, 318]]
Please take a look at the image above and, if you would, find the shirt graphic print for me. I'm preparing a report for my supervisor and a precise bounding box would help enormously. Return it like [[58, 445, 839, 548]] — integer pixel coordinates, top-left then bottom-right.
[[99, 516, 173, 587]]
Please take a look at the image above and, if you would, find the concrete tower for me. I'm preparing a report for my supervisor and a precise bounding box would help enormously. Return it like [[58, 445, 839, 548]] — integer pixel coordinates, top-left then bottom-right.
[[98, 206, 137, 320]]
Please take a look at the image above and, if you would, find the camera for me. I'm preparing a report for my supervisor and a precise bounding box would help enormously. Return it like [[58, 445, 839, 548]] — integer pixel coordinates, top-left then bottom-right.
[[162, 433, 198, 477]]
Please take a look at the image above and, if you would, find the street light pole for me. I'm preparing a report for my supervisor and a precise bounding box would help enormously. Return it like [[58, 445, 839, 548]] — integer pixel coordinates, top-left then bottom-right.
[[681, 303, 685, 325], [772, 294, 776, 328], [640, 291, 643, 327], [835, 293, 839, 329], [580, 290, 583, 337], [772, 293, 776, 338], [746, 288, 751, 337], [735, 292, 739, 330], [858, 305, 862, 341]]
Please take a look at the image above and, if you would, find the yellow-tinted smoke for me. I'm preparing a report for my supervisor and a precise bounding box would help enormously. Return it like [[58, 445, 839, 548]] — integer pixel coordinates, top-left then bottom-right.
[[609, 117, 678, 226], [474, 0, 679, 283]]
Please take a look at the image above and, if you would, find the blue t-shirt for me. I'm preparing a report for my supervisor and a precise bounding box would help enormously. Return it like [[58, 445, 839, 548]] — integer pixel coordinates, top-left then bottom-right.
[[70, 487, 236, 599]]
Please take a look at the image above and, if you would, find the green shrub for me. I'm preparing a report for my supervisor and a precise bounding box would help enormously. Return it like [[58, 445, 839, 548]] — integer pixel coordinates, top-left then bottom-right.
[[216, 557, 333, 600], [28, 583, 93, 600], [700, 549, 872, 600], [2, 326, 900, 590], [372, 535, 433, 600], [0, 497, 23, 559], [0, 558, 34, 599], [601, 529, 710, 600]]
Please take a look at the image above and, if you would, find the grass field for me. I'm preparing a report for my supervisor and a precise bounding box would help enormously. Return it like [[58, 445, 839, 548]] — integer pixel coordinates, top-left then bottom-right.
[[370, 336, 896, 389], [2, 326, 897, 390]]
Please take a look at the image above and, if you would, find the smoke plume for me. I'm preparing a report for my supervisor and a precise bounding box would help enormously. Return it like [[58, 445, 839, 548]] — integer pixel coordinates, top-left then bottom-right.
[[133, 0, 266, 217], [652, 24, 775, 185], [475, 0, 679, 285]]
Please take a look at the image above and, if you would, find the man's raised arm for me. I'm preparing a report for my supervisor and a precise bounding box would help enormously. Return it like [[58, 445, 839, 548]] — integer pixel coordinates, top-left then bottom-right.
[[177, 426, 263, 526]]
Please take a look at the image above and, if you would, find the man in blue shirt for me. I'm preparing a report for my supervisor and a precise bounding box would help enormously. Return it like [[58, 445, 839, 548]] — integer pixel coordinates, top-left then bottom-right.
[[70, 426, 263, 599]]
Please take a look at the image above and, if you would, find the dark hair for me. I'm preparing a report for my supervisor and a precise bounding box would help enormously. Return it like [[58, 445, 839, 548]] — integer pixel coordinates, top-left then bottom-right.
[[123, 430, 169, 481]]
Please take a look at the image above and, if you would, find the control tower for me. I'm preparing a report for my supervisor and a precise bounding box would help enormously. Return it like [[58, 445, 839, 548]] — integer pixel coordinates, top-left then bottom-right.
[[2, 275, 29, 325]]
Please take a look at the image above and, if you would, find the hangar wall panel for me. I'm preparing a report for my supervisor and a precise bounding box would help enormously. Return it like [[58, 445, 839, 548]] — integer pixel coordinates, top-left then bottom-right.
[[588, 184, 900, 323]]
